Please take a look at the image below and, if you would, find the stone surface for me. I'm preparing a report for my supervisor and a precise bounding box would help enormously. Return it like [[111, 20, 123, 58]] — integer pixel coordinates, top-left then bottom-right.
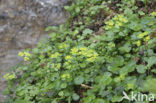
[[0, 0, 68, 102]]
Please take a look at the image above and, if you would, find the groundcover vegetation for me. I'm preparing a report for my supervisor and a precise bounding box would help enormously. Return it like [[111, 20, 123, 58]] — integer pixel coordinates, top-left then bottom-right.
[[4, 0, 156, 103]]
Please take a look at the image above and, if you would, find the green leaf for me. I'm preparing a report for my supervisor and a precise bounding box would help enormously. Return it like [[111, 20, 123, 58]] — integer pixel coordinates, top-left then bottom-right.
[[74, 76, 84, 85], [14, 99, 30, 103], [111, 96, 122, 102], [45, 26, 53, 31], [119, 44, 131, 53], [72, 93, 80, 101], [32, 48, 39, 54], [58, 91, 64, 97], [144, 78, 156, 94], [105, 31, 115, 41], [83, 95, 95, 103], [64, 6, 70, 10], [114, 56, 124, 66], [124, 8, 133, 15], [151, 69, 156, 73], [75, 7, 80, 13], [120, 60, 136, 74], [136, 65, 147, 74], [83, 29, 93, 35], [108, 66, 120, 73], [93, 98, 104, 103], [96, 73, 112, 86], [147, 56, 156, 67], [80, 63, 86, 68], [138, 11, 145, 15], [51, 100, 57, 103], [128, 22, 143, 31], [60, 83, 67, 89]]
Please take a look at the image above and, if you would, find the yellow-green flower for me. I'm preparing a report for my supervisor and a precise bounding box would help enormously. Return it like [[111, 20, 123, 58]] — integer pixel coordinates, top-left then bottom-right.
[[63, 43, 67, 48], [79, 51, 82, 55], [138, 31, 148, 38], [106, 20, 114, 26], [116, 21, 122, 26], [61, 74, 70, 79], [51, 52, 60, 58], [55, 52, 60, 56], [41, 93, 45, 96], [61, 74, 66, 79], [3, 73, 16, 80], [117, 14, 124, 18], [59, 43, 67, 49], [105, 25, 112, 30], [24, 52, 31, 57], [77, 35, 80, 38], [150, 11, 156, 16], [71, 48, 78, 54], [86, 53, 92, 57], [65, 55, 72, 60], [18, 51, 31, 61], [24, 56, 30, 61], [117, 14, 128, 23], [87, 57, 95, 62], [136, 40, 141, 46], [127, 83, 134, 89], [113, 16, 118, 20], [119, 74, 125, 80], [94, 53, 99, 58], [123, 19, 128, 23], [18, 52, 24, 57], [59, 45, 63, 49], [83, 52, 88, 56], [56, 63, 61, 69], [74, 30, 79, 35], [80, 47, 87, 51], [119, 18, 128, 23], [144, 36, 150, 42], [88, 49, 93, 53], [65, 62, 69, 65], [67, 65, 72, 69]]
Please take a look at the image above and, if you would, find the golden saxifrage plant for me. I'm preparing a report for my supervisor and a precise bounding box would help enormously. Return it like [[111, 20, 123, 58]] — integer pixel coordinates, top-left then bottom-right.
[[4, 0, 156, 103]]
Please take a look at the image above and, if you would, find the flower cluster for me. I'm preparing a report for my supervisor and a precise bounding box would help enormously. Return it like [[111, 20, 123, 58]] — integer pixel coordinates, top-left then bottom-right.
[[115, 74, 125, 82], [3, 73, 16, 80], [50, 52, 61, 58], [127, 82, 134, 90], [63, 47, 99, 70], [136, 40, 141, 46], [18, 51, 31, 61], [71, 47, 99, 62], [136, 31, 150, 46], [61, 73, 70, 80], [71, 48, 79, 54], [51, 63, 61, 70], [65, 55, 72, 60], [105, 14, 128, 30], [64, 62, 72, 69], [86, 51, 99, 62], [59, 43, 68, 49], [138, 31, 148, 38], [150, 11, 156, 16], [144, 36, 150, 42]]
